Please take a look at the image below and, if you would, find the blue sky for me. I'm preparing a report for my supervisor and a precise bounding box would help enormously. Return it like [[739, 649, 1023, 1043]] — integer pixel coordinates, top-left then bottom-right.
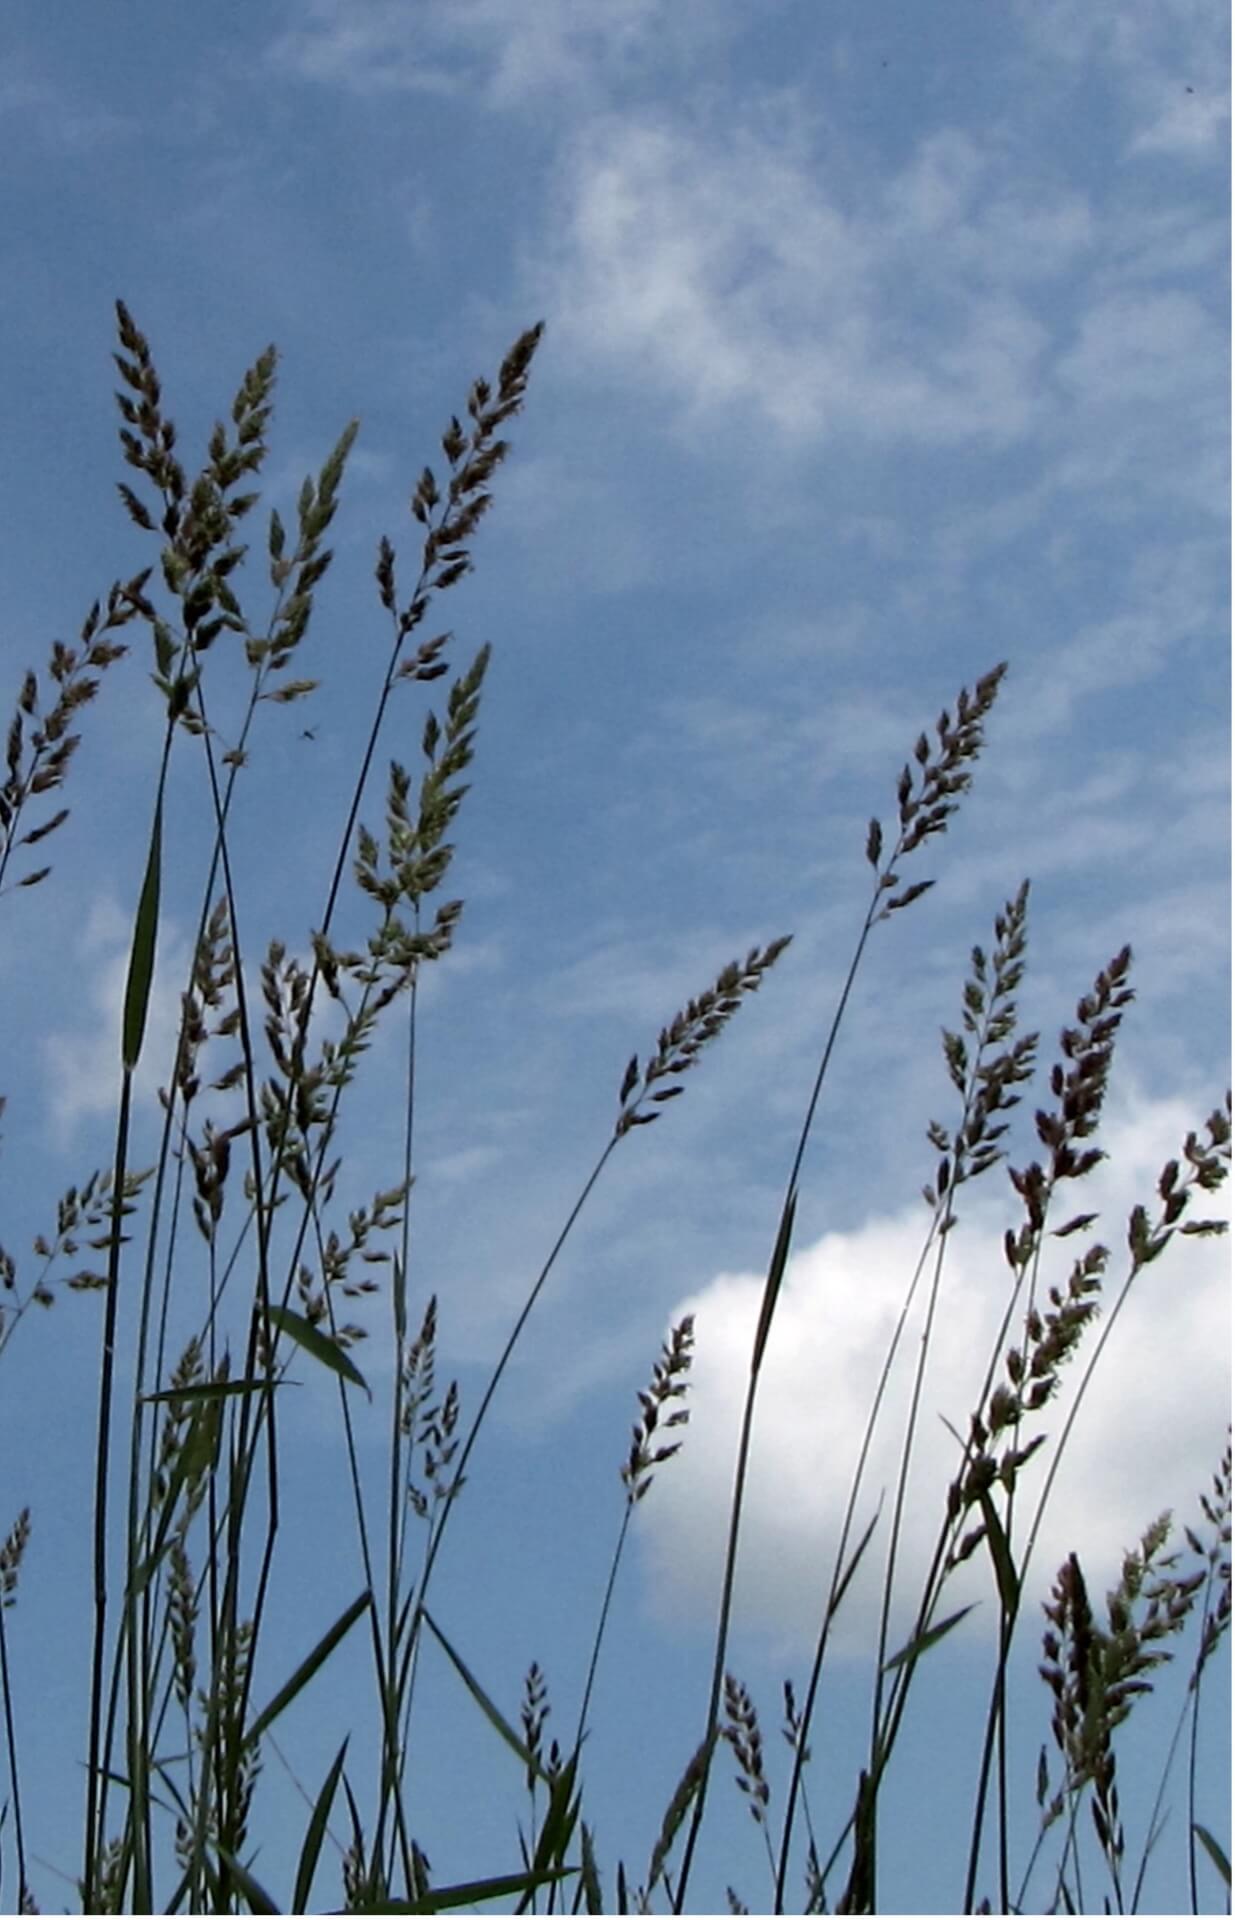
[[0, 1, 1229, 1913]]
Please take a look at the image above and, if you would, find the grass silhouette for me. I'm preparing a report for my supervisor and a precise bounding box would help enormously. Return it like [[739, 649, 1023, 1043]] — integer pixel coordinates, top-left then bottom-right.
[[0, 304, 1227, 1915]]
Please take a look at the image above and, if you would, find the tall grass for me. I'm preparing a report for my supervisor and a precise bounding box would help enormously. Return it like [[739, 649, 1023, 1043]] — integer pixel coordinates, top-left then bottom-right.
[[0, 306, 1228, 1915]]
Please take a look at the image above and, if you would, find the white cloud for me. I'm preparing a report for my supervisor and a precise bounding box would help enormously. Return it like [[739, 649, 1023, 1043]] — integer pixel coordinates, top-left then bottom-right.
[[636, 1081, 1231, 1661], [1011, 0, 1229, 160], [268, 0, 715, 106], [39, 899, 356, 1151], [42, 901, 193, 1146], [0, 63, 133, 152], [539, 112, 1059, 449], [1056, 289, 1219, 411]]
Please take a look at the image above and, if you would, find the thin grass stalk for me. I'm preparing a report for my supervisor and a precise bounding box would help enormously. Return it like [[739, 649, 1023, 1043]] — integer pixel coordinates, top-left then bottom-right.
[[140, 777, 276, 1914], [98, 319, 539, 1905], [373, 984, 421, 1893], [92, 317, 285, 1906], [161, 706, 285, 1911], [573, 1508, 633, 1767], [674, 917, 877, 1914], [1019, 1205, 1224, 1611], [404, 1140, 621, 1693], [860, 894, 1035, 1916], [0, 1592, 27, 1909], [85, 713, 173, 1906], [678, 664, 1008, 1914], [966, 1115, 1229, 1914], [200, 460, 484, 1829], [771, 1225, 931, 1912], [137, 418, 421, 1894], [1180, 1445, 1229, 1920], [571, 1315, 696, 1811], [315, 1211, 417, 1902], [867, 1054, 1080, 1884], [863, 1237, 1047, 1909]]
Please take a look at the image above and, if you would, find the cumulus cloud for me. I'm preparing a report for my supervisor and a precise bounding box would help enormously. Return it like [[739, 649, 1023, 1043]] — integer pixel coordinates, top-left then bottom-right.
[[635, 1080, 1230, 1661]]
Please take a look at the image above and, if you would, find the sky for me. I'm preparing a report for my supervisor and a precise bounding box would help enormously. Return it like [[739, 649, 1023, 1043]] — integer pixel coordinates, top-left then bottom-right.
[[0, 1, 1229, 1914]]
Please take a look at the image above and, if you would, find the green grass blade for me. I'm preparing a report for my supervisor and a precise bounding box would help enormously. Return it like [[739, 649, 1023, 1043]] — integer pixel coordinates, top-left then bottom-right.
[[266, 1302, 371, 1399], [293, 1736, 349, 1915], [122, 793, 162, 1070], [247, 1589, 371, 1745], [139, 1377, 285, 1406], [518, 1754, 581, 1911], [127, 1398, 223, 1598], [976, 1488, 1020, 1617], [420, 1605, 548, 1783], [829, 1499, 883, 1622], [348, 1867, 575, 1914], [215, 1844, 279, 1914], [579, 1821, 603, 1916], [751, 1187, 798, 1375], [393, 1249, 407, 1346], [1193, 1823, 1231, 1889], [881, 1603, 977, 1674]]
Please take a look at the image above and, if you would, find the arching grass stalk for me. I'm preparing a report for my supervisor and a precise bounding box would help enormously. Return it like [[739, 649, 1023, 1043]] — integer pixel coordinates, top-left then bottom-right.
[[84, 752, 167, 1915], [0, 1514, 31, 1910], [181, 322, 542, 1907], [840, 945, 1135, 1914], [87, 307, 301, 1908], [672, 662, 1008, 1915], [211, 329, 547, 1873], [959, 1093, 1229, 1914], [396, 941, 792, 1762], [773, 878, 1037, 1912], [80, 301, 544, 1908], [572, 1316, 697, 1766]]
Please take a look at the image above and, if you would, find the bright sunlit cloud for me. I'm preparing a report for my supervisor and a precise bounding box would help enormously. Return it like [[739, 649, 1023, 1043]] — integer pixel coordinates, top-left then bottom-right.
[[638, 1082, 1231, 1656]]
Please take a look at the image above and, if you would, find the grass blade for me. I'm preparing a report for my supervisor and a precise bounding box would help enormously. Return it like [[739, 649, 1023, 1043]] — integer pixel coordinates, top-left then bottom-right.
[[139, 1377, 286, 1406], [881, 1603, 977, 1674], [1193, 1823, 1231, 1890], [266, 1303, 371, 1399], [215, 1844, 279, 1914], [580, 1821, 603, 1916], [420, 1606, 548, 1783], [348, 1867, 575, 1914], [293, 1736, 349, 1915], [976, 1488, 1020, 1617], [247, 1590, 371, 1745], [751, 1188, 798, 1376], [122, 793, 162, 1070]]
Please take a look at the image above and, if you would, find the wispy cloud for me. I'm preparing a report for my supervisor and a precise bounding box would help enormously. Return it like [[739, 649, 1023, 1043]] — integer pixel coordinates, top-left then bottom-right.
[[536, 110, 1077, 449], [0, 62, 133, 153], [268, 0, 712, 107]]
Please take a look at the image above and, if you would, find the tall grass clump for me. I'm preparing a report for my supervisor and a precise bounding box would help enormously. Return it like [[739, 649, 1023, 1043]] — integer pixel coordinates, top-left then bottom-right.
[[0, 306, 1227, 1915]]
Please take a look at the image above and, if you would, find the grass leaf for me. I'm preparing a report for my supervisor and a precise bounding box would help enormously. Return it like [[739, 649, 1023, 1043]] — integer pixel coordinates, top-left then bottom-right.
[[266, 1302, 371, 1399], [214, 1845, 279, 1914], [247, 1590, 371, 1745], [1193, 1823, 1231, 1890], [976, 1487, 1020, 1617], [139, 1376, 283, 1406], [122, 792, 162, 1070], [293, 1736, 349, 1915], [348, 1866, 575, 1914], [881, 1603, 977, 1674], [752, 1186, 799, 1375], [420, 1605, 549, 1784]]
